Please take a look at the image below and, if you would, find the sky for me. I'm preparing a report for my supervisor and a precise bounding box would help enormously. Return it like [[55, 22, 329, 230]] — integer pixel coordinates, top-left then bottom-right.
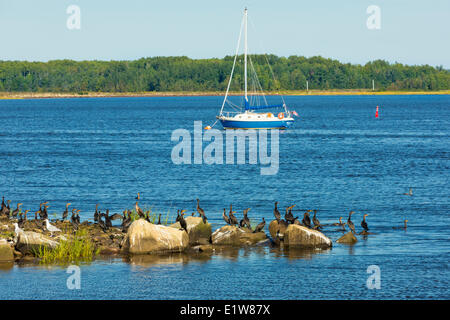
[[0, 0, 449, 67]]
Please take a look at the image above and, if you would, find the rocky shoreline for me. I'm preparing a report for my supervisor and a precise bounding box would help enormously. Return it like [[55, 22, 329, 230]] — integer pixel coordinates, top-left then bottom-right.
[[0, 213, 355, 265]]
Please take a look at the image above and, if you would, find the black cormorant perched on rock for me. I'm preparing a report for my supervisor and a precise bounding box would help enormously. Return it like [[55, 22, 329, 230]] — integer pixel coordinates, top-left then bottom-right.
[[179, 210, 188, 233], [122, 211, 132, 232], [253, 217, 265, 233], [302, 210, 312, 228], [242, 208, 251, 229], [71, 209, 79, 230], [41, 204, 49, 220], [12, 203, 22, 218], [196, 199, 208, 223], [273, 202, 281, 222], [62, 203, 71, 221], [361, 214, 369, 232], [347, 211, 356, 234], [312, 210, 322, 230], [228, 205, 238, 226], [3, 200, 11, 217], [135, 202, 145, 219], [223, 208, 231, 225], [94, 204, 100, 223], [157, 213, 161, 225], [332, 217, 346, 230], [285, 205, 297, 224], [104, 209, 112, 228]]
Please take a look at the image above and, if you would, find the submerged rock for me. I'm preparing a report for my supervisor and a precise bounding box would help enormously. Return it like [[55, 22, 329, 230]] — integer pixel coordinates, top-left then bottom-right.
[[170, 216, 212, 245], [0, 239, 14, 262], [336, 232, 358, 244], [15, 231, 59, 254], [121, 219, 189, 254], [211, 225, 267, 246], [283, 224, 332, 248]]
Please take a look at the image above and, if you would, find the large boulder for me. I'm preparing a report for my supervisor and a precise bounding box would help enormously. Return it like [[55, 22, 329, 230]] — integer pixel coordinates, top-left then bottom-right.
[[170, 216, 212, 245], [211, 225, 267, 246], [121, 219, 189, 254], [336, 232, 358, 244], [15, 231, 59, 255], [0, 239, 14, 262], [283, 224, 332, 248]]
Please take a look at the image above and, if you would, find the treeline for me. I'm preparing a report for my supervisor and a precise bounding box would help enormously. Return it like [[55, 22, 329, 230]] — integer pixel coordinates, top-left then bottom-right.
[[0, 55, 448, 93]]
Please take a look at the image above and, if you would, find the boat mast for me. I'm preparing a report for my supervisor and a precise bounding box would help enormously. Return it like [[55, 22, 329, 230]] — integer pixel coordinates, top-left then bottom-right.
[[244, 7, 248, 107]]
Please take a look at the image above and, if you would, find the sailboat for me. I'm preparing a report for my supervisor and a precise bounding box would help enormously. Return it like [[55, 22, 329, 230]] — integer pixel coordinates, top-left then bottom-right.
[[216, 8, 295, 130]]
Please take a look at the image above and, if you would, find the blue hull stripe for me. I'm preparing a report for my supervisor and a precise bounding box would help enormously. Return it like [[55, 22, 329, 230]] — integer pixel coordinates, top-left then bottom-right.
[[220, 119, 294, 129]]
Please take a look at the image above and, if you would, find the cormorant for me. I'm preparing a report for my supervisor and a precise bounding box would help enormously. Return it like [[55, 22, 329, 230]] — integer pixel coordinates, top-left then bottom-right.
[[273, 202, 281, 222], [293, 217, 302, 226], [347, 211, 356, 234], [179, 210, 188, 233], [94, 204, 100, 223], [228, 205, 238, 226], [223, 208, 231, 225], [285, 205, 297, 224], [253, 217, 266, 233], [12, 203, 22, 218], [18, 210, 29, 228], [196, 198, 207, 223], [157, 213, 161, 225], [312, 210, 322, 230], [4, 200, 11, 216], [71, 209, 79, 230], [62, 203, 71, 221], [361, 214, 369, 232], [302, 210, 312, 228], [135, 202, 145, 219], [403, 188, 413, 196], [242, 208, 251, 229], [41, 204, 49, 220], [110, 212, 123, 220], [104, 209, 112, 228], [393, 219, 408, 230], [121, 211, 132, 232]]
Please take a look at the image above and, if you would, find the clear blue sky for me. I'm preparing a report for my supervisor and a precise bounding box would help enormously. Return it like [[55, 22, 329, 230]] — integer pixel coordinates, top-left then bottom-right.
[[1, 0, 449, 67]]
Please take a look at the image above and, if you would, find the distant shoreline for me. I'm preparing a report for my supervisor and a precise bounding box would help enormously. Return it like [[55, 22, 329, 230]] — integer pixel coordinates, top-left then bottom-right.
[[1, 90, 449, 100]]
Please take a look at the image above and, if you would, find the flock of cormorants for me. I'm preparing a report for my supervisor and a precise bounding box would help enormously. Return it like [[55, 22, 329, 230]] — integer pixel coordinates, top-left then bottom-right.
[[0, 191, 409, 237]]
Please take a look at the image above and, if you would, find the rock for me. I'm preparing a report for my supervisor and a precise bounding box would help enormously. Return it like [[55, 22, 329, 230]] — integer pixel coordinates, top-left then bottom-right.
[[336, 232, 358, 244], [268, 220, 288, 240], [121, 219, 189, 254], [0, 239, 14, 262], [15, 231, 59, 255], [211, 225, 267, 246], [283, 225, 332, 248], [170, 216, 212, 245]]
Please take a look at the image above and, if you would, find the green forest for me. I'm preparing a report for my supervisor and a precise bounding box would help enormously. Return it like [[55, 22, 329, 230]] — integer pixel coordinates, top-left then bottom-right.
[[0, 55, 448, 93]]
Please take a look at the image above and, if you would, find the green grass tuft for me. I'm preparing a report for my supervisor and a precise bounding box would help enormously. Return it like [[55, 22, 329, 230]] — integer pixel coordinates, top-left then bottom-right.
[[34, 229, 99, 265]]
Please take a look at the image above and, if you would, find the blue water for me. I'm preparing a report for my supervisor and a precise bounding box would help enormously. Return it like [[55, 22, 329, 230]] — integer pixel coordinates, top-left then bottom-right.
[[0, 95, 449, 299]]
